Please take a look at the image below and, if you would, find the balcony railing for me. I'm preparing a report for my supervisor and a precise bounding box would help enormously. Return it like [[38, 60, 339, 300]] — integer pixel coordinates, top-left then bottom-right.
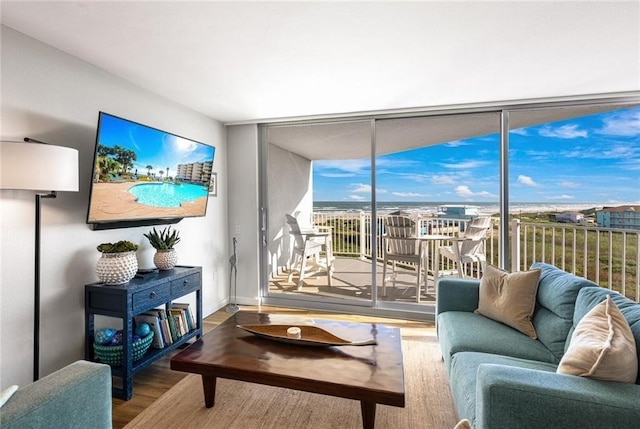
[[312, 211, 639, 302]]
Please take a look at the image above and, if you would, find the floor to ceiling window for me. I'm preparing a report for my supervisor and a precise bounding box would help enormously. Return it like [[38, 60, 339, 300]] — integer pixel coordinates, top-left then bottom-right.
[[259, 99, 640, 318], [508, 104, 640, 300]]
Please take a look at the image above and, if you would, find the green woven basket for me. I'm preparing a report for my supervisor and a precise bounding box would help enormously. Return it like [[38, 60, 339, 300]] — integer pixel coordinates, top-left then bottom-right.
[[93, 332, 154, 366]]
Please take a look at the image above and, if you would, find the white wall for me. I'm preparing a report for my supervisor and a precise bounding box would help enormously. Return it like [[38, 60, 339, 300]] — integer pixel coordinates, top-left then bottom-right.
[[0, 26, 229, 389], [226, 124, 261, 305], [267, 143, 314, 276]]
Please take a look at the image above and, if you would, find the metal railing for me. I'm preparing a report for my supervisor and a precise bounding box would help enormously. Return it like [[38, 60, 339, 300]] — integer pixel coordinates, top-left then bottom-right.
[[312, 211, 639, 302]]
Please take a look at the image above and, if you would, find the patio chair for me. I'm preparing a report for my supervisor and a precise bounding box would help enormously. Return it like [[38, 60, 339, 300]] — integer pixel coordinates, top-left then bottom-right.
[[434, 216, 492, 279], [285, 214, 333, 290], [382, 215, 425, 302]]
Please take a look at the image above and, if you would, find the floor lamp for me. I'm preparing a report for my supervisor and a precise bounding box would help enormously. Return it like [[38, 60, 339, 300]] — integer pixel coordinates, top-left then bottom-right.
[[0, 138, 79, 381]]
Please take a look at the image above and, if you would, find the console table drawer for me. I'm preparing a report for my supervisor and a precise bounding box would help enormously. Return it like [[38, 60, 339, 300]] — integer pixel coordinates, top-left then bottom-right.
[[171, 273, 200, 295], [132, 284, 171, 312]]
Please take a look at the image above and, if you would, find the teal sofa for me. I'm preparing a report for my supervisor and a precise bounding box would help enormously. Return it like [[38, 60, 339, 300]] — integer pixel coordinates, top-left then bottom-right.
[[0, 360, 112, 429], [437, 262, 640, 429]]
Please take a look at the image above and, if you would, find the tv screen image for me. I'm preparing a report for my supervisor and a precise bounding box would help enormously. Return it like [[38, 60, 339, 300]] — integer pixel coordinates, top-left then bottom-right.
[[87, 112, 216, 227]]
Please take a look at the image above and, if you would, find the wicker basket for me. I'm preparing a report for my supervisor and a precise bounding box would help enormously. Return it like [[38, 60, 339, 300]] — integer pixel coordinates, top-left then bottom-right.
[[93, 332, 154, 366]]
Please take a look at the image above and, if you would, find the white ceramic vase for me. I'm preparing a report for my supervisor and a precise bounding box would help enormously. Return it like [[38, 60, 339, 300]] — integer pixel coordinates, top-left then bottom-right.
[[96, 251, 138, 285], [154, 249, 178, 270]]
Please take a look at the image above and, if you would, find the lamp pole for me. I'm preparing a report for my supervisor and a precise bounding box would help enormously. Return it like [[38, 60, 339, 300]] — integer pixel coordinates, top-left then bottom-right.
[[34, 191, 57, 381]]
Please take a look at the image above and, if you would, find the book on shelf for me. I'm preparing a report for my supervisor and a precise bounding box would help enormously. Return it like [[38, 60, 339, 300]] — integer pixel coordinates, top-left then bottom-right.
[[144, 309, 172, 346], [134, 314, 165, 348], [166, 312, 180, 341], [168, 308, 189, 335], [171, 302, 196, 331]]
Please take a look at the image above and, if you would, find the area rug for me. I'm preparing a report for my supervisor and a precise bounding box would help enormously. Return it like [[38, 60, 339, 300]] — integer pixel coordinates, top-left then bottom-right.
[[124, 328, 458, 428]]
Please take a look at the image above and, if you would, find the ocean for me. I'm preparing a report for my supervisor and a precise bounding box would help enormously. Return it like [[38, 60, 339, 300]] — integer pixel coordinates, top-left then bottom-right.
[[313, 201, 610, 215]]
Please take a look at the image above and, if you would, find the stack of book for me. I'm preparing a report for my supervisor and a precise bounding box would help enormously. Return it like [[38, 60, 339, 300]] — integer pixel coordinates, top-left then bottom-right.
[[133, 303, 196, 348]]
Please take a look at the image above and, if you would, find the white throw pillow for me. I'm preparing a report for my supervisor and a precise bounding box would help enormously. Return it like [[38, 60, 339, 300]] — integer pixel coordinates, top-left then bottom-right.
[[557, 295, 638, 383], [0, 385, 18, 408]]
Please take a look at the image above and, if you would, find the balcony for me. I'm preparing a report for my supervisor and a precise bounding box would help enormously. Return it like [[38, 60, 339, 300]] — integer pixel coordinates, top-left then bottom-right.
[[270, 212, 639, 304]]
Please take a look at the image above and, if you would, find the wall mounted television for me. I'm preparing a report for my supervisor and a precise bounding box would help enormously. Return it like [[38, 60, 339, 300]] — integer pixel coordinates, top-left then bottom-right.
[[86, 112, 216, 230]]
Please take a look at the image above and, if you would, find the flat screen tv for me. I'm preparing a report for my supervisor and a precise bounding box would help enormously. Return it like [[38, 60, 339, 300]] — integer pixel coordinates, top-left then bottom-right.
[[87, 112, 216, 230]]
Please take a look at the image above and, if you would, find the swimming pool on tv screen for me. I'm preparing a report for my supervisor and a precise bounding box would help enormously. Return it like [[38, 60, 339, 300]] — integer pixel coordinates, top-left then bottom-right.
[[129, 183, 208, 208]]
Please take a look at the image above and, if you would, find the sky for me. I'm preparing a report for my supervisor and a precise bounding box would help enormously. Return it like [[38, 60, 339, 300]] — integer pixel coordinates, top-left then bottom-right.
[[313, 106, 640, 204], [96, 113, 215, 176]]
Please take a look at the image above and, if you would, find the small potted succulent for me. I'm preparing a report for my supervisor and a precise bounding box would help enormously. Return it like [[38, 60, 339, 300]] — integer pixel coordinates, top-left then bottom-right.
[[144, 226, 180, 270], [96, 240, 139, 285]]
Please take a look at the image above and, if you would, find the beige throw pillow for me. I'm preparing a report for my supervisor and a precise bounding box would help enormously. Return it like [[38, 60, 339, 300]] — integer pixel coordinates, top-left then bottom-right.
[[453, 419, 472, 429], [476, 264, 541, 339], [557, 295, 638, 383]]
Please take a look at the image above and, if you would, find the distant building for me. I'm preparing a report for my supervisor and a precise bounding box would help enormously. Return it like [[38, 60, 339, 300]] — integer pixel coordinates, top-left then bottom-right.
[[596, 205, 640, 230], [175, 161, 213, 184], [437, 205, 480, 221], [555, 211, 585, 223]]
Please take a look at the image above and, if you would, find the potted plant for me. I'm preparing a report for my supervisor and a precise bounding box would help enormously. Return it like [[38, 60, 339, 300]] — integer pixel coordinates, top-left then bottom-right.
[[96, 240, 139, 285], [144, 226, 180, 270]]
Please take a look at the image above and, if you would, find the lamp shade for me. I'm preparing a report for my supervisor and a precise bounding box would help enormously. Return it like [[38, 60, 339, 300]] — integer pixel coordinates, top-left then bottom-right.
[[0, 141, 79, 192]]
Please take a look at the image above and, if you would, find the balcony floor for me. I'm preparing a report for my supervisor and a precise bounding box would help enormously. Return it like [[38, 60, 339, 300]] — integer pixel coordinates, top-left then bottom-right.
[[269, 256, 437, 305]]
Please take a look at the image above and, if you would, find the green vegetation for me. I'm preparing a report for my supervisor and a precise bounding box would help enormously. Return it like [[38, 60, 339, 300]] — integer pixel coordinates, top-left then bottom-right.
[[144, 226, 181, 250], [508, 223, 638, 300], [97, 240, 139, 253], [95, 144, 138, 181]]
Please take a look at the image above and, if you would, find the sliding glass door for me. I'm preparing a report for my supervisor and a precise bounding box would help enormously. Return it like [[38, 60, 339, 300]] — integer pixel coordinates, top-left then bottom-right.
[[259, 99, 639, 317], [374, 114, 500, 309], [263, 120, 375, 308]]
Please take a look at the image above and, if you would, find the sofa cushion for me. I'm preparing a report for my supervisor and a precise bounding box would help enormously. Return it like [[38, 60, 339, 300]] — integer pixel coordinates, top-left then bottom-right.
[[569, 287, 640, 384], [438, 311, 559, 373], [557, 296, 637, 383], [476, 264, 541, 339], [449, 351, 558, 427], [530, 262, 599, 360]]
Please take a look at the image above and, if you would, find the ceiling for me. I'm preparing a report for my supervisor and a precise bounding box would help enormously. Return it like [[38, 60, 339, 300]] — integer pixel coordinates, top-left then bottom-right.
[[1, 1, 639, 125], [267, 104, 638, 160]]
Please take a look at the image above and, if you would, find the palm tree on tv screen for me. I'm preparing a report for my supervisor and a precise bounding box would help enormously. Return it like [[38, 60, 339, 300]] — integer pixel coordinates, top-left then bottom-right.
[[112, 145, 137, 174], [146, 164, 153, 177]]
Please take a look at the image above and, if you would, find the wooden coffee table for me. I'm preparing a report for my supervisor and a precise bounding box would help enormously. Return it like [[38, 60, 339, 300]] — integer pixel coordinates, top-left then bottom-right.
[[170, 311, 405, 429]]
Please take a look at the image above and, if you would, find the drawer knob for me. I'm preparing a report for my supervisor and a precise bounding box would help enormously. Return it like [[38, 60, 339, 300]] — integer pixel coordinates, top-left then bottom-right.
[[183, 280, 189, 285], [150, 291, 157, 299]]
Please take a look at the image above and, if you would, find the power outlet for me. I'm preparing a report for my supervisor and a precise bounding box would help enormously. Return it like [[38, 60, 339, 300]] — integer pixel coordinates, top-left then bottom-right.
[[235, 225, 241, 234]]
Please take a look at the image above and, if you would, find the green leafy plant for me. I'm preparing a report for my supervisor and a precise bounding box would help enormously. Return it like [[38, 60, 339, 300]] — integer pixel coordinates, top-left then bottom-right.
[[96, 240, 139, 253], [144, 226, 181, 250]]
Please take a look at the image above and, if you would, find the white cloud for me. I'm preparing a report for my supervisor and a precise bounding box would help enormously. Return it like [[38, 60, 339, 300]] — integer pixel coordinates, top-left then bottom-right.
[[539, 124, 588, 139], [598, 109, 640, 137], [518, 175, 538, 187], [392, 192, 428, 197], [558, 180, 580, 188], [440, 160, 490, 170], [510, 128, 529, 136], [395, 172, 429, 183], [546, 194, 575, 200], [351, 183, 371, 193], [351, 183, 388, 194], [445, 140, 470, 147], [431, 174, 456, 185], [455, 185, 496, 199], [349, 194, 366, 201]]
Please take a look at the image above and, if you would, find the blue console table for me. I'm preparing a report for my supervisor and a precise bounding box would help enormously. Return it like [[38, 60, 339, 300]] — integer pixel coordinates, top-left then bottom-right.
[[84, 265, 202, 400]]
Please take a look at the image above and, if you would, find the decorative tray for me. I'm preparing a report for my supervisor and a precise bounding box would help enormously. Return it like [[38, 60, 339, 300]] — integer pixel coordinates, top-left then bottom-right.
[[237, 324, 376, 347]]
